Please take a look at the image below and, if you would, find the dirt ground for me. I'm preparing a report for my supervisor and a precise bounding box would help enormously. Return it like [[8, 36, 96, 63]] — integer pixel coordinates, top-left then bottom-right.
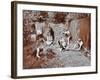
[[23, 36, 90, 69]]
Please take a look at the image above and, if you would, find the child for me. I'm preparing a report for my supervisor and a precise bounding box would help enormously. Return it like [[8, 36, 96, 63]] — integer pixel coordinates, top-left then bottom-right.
[[73, 38, 83, 50], [58, 37, 67, 51], [45, 26, 54, 46], [63, 30, 71, 46], [30, 24, 36, 41]]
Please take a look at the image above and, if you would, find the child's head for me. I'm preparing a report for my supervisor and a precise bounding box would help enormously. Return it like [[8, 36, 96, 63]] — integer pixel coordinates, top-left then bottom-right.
[[38, 16, 46, 22], [78, 38, 82, 42], [31, 24, 35, 30]]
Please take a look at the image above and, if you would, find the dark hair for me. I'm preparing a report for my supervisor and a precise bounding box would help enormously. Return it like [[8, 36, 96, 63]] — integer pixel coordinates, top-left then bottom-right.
[[31, 24, 35, 30], [30, 24, 36, 34], [49, 27, 54, 40]]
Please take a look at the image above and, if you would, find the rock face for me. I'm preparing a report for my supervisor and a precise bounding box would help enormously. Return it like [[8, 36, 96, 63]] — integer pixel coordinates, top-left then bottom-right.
[[69, 19, 80, 42], [23, 10, 91, 69], [79, 17, 91, 50]]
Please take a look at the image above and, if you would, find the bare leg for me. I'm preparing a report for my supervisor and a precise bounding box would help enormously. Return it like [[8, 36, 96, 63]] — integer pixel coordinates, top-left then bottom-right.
[[36, 47, 40, 58], [77, 43, 83, 50], [67, 37, 70, 46], [66, 37, 70, 50]]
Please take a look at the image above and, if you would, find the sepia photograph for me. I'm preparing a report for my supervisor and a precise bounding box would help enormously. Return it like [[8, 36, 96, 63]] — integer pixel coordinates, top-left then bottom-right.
[[23, 10, 91, 69]]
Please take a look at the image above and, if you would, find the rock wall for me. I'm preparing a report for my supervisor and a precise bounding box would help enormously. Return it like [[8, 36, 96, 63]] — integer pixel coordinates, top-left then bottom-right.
[[79, 16, 91, 50]]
